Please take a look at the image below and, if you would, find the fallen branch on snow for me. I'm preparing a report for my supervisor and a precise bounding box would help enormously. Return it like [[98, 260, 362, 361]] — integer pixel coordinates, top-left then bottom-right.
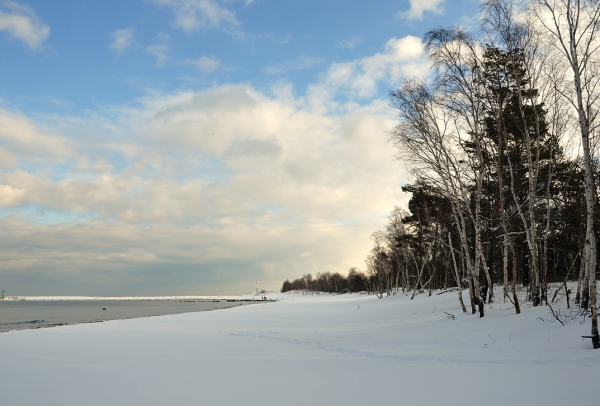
[[436, 288, 459, 295]]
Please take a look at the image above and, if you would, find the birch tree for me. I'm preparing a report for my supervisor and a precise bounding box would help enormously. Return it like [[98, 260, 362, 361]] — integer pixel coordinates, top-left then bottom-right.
[[532, 0, 600, 349], [390, 79, 485, 316], [425, 28, 495, 305]]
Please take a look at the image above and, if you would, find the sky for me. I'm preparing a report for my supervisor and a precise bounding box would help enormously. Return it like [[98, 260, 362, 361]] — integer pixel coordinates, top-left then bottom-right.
[[0, 0, 480, 296]]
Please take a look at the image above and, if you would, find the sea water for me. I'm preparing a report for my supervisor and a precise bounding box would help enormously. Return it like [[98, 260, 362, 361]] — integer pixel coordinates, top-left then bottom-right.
[[0, 299, 258, 333]]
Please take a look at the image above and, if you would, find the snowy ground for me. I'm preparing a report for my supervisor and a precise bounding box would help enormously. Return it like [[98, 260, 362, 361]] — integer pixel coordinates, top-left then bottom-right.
[[0, 288, 597, 405]]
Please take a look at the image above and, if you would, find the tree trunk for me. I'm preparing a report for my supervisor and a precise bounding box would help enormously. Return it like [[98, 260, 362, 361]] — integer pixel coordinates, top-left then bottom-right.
[[576, 248, 585, 305], [449, 232, 467, 313], [510, 239, 521, 314], [538, 0, 600, 347]]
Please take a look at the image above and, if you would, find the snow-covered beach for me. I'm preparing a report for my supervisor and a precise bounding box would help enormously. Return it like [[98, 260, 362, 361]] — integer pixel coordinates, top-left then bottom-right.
[[0, 289, 597, 405]]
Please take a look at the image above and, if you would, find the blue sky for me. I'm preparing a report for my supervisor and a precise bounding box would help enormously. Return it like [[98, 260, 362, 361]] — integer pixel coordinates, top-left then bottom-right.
[[1, 0, 479, 109], [0, 0, 480, 295]]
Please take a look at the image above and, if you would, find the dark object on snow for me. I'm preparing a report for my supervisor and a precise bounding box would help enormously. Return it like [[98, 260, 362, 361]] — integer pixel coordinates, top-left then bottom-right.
[[582, 334, 600, 349]]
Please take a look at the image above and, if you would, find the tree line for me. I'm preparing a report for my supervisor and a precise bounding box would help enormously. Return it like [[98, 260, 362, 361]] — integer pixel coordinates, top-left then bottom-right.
[[280, 269, 369, 295], [282, 0, 600, 349]]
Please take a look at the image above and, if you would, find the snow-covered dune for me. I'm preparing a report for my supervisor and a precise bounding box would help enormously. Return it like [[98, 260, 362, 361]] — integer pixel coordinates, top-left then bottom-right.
[[0, 289, 597, 405]]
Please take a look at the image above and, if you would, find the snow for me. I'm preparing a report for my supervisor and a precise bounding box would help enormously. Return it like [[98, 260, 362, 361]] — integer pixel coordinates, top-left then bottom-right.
[[0, 288, 598, 405]]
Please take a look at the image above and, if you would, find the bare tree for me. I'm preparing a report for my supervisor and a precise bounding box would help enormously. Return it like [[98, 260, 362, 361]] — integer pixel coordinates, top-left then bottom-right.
[[532, 0, 600, 348], [390, 79, 485, 316], [448, 231, 468, 312], [366, 231, 392, 299], [425, 27, 496, 306], [385, 206, 411, 294]]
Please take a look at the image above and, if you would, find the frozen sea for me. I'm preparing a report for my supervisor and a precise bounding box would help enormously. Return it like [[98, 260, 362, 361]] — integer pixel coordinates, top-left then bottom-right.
[[0, 298, 260, 333]]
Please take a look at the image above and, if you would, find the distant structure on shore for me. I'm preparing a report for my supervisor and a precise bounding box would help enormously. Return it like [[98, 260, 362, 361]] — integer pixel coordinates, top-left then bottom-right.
[[1, 290, 4, 300], [255, 280, 258, 294]]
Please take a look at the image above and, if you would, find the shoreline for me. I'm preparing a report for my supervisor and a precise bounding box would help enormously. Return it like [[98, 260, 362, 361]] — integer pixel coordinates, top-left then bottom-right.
[[0, 295, 276, 301], [0, 297, 275, 334]]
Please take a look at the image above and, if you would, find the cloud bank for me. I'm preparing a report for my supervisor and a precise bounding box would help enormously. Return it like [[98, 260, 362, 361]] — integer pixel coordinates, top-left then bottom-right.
[[0, 36, 426, 295]]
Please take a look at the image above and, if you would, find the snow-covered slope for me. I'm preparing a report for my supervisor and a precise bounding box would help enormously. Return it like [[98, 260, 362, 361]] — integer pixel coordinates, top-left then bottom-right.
[[0, 289, 597, 405]]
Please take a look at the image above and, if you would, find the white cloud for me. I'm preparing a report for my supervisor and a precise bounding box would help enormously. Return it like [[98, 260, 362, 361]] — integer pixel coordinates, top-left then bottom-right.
[[150, 0, 241, 35], [0, 184, 25, 207], [146, 33, 171, 67], [110, 28, 134, 53], [0, 109, 72, 157], [182, 55, 222, 74], [0, 146, 18, 168], [277, 34, 291, 45], [0, 0, 49, 49], [0, 37, 419, 295], [397, 0, 445, 21], [0, 84, 408, 294], [264, 55, 324, 75], [307, 35, 428, 111], [338, 35, 364, 49]]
